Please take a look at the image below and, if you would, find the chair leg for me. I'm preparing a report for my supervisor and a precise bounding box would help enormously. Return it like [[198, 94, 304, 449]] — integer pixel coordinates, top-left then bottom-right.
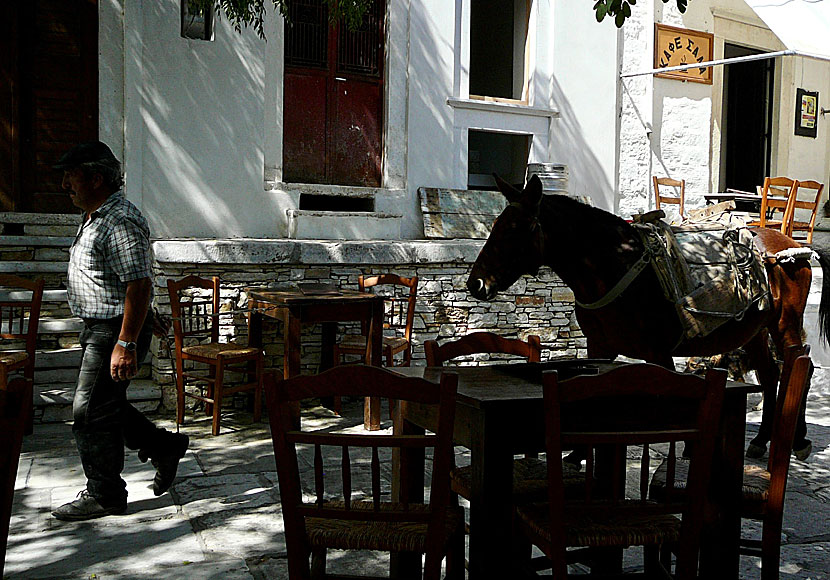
[[175, 357, 186, 425], [444, 526, 467, 580], [761, 514, 783, 580], [253, 355, 263, 423], [310, 547, 326, 580], [212, 363, 224, 436], [206, 365, 216, 416]]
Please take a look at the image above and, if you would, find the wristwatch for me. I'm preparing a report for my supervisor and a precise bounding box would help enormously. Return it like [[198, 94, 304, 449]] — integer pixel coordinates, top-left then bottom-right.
[[117, 339, 137, 352]]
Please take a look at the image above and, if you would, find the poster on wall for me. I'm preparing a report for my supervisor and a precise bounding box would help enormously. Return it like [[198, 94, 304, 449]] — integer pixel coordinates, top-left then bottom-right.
[[794, 88, 819, 138], [654, 23, 714, 85]]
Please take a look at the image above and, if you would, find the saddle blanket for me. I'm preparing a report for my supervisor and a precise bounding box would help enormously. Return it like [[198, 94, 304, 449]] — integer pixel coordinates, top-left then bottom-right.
[[632, 211, 771, 339]]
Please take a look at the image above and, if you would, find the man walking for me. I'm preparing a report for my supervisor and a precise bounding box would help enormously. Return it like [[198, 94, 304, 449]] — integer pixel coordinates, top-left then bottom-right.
[[51, 141, 189, 521]]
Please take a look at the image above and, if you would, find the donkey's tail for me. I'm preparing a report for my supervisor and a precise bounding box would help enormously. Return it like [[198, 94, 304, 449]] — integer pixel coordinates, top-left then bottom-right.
[[814, 246, 830, 345]]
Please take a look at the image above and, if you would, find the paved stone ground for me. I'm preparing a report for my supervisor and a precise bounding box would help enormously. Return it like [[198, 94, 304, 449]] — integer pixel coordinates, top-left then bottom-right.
[[5, 231, 830, 579], [5, 387, 830, 579]]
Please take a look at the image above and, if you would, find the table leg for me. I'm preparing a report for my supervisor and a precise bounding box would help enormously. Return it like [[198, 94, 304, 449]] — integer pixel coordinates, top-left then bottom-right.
[[467, 409, 514, 579], [699, 392, 746, 579], [284, 312, 302, 429], [319, 322, 336, 411], [364, 299, 384, 431]]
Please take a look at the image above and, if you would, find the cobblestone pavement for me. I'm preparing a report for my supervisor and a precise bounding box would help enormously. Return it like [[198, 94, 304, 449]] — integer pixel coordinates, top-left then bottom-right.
[[5, 386, 830, 579]]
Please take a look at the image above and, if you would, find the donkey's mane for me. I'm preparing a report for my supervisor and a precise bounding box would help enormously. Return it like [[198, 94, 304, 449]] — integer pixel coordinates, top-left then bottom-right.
[[537, 194, 637, 257]]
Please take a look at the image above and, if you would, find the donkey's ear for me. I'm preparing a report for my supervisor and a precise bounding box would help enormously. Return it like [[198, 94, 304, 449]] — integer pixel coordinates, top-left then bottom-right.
[[493, 173, 521, 202], [523, 174, 544, 211]]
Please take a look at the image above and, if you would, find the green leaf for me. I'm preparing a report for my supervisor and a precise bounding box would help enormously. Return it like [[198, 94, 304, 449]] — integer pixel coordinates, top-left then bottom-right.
[[596, 2, 608, 22], [622, 2, 632, 17], [677, 0, 688, 12], [615, 11, 626, 27]]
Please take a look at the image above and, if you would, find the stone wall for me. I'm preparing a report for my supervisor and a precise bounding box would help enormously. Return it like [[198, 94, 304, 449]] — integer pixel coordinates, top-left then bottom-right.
[[151, 239, 586, 411]]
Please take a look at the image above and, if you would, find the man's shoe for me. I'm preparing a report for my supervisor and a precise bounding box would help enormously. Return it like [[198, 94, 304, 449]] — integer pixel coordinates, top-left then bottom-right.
[[151, 433, 189, 496], [52, 489, 126, 521]]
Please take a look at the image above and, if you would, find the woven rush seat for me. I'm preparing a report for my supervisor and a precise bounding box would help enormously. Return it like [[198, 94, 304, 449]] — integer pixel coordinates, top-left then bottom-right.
[[181, 342, 261, 359], [517, 501, 682, 548], [0, 352, 28, 366], [338, 333, 409, 352], [305, 501, 465, 553], [451, 457, 583, 500], [650, 457, 772, 504]]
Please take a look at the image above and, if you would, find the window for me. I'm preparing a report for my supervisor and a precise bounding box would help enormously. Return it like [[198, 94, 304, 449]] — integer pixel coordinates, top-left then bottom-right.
[[469, 0, 529, 102], [181, 1, 214, 41], [468, 130, 530, 190]]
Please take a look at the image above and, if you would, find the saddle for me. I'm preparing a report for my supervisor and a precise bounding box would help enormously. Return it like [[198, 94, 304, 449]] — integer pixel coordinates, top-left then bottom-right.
[[631, 210, 771, 340]]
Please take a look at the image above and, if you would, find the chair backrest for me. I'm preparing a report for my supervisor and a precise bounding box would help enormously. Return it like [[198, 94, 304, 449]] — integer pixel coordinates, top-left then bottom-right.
[[652, 177, 685, 217], [0, 275, 45, 379], [360, 273, 418, 343], [167, 275, 221, 349], [265, 365, 458, 576], [782, 180, 825, 242], [764, 353, 813, 514], [541, 363, 726, 577], [0, 378, 27, 578], [756, 177, 797, 230], [424, 331, 542, 366]]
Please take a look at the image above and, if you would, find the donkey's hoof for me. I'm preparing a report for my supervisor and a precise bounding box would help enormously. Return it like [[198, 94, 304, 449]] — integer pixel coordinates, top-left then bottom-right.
[[746, 443, 767, 459], [794, 441, 813, 462]]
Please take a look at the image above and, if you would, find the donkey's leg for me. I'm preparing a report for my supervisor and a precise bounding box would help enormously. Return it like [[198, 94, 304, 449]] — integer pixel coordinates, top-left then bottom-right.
[[790, 344, 814, 460], [745, 332, 780, 458]]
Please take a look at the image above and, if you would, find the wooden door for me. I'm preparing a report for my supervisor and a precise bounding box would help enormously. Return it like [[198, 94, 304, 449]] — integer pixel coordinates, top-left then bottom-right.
[[283, 0, 384, 187], [0, 0, 98, 214]]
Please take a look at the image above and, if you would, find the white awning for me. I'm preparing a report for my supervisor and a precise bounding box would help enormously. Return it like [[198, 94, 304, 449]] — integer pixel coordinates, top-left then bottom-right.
[[744, 0, 830, 62], [621, 0, 830, 78]]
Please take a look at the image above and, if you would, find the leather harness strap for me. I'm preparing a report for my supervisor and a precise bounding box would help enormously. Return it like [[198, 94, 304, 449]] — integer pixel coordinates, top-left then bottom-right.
[[574, 249, 652, 310]]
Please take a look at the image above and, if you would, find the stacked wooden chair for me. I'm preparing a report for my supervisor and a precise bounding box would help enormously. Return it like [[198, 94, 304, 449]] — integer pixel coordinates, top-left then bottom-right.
[[782, 180, 825, 244], [653, 177, 685, 218], [167, 275, 263, 435], [265, 365, 465, 579], [0, 377, 27, 577], [747, 177, 797, 232]]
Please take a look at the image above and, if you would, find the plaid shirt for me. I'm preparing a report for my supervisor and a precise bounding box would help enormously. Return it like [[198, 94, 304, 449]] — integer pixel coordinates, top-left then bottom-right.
[[67, 192, 154, 319]]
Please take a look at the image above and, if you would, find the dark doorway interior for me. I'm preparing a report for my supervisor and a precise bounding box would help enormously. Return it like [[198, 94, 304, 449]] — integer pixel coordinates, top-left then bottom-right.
[[722, 44, 775, 193], [0, 1, 98, 214]]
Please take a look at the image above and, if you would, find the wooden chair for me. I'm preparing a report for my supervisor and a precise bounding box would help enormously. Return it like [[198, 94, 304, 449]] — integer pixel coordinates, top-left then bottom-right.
[[264, 365, 465, 579], [653, 177, 685, 218], [333, 274, 418, 367], [747, 177, 797, 232], [0, 377, 27, 578], [782, 180, 824, 244], [167, 275, 263, 436], [740, 353, 813, 579], [332, 274, 418, 417], [515, 363, 726, 578], [0, 275, 45, 435]]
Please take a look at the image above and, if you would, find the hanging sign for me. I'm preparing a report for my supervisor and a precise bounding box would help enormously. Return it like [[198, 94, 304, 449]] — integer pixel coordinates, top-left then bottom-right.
[[794, 88, 819, 138], [654, 23, 714, 85]]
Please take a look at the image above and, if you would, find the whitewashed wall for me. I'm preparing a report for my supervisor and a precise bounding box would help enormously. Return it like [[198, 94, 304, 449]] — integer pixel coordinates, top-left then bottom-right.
[[619, 0, 830, 220]]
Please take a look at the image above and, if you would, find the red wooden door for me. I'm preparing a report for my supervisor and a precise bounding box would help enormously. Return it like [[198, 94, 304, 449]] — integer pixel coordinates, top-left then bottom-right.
[[283, 0, 384, 187], [0, 0, 98, 214]]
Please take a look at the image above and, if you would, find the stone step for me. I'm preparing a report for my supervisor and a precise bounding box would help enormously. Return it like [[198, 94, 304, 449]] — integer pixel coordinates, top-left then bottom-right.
[[24, 224, 77, 236], [36, 380, 162, 423], [286, 210, 402, 240], [0, 261, 67, 274], [35, 347, 82, 369], [0, 235, 74, 247], [0, 288, 67, 302], [0, 212, 78, 226], [35, 379, 162, 407], [1, 316, 83, 334]]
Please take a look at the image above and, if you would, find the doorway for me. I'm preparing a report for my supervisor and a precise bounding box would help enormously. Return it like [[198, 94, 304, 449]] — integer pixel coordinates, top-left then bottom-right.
[[721, 44, 775, 192], [282, 0, 385, 187], [0, 0, 98, 214]]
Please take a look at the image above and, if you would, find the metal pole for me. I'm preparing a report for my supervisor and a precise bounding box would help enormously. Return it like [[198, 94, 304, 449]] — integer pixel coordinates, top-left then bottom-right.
[[620, 50, 796, 78]]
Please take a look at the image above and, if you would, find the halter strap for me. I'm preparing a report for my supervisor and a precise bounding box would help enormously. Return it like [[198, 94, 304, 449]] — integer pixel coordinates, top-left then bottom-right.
[[574, 249, 652, 310]]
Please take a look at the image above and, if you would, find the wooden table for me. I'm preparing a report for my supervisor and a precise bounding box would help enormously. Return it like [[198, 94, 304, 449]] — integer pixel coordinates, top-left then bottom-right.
[[247, 288, 385, 430], [704, 192, 788, 214], [391, 361, 761, 579]]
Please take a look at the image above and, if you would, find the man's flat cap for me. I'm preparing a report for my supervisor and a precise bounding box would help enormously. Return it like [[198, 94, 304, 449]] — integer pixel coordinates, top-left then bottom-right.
[[53, 141, 119, 170]]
